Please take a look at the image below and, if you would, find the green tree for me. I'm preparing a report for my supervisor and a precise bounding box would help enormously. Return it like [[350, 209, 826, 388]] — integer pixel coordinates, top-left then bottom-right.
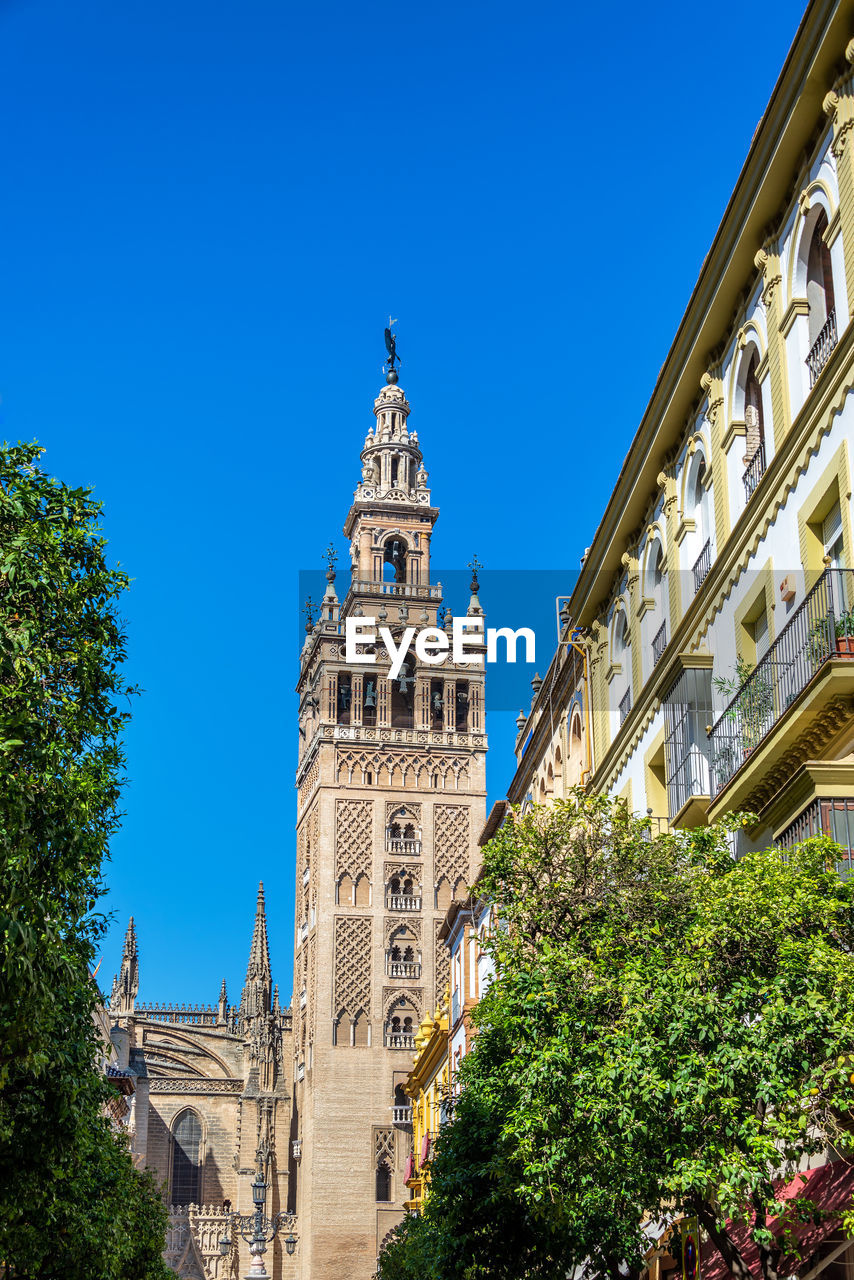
[[379, 793, 854, 1280], [0, 442, 171, 1278]]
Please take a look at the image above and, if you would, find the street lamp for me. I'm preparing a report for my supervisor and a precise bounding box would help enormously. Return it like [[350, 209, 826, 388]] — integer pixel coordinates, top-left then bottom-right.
[[218, 1153, 298, 1278]]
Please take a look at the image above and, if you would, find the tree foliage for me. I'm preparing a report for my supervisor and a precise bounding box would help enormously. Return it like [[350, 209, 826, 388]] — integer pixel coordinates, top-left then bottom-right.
[[0, 442, 171, 1278], [378, 793, 854, 1280]]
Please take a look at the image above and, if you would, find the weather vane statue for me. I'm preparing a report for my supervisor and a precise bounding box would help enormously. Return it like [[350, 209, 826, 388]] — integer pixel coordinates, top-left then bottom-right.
[[384, 317, 400, 385]]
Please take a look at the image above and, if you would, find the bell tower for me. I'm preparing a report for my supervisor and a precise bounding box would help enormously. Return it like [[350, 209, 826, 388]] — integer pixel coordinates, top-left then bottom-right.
[[290, 353, 487, 1278]]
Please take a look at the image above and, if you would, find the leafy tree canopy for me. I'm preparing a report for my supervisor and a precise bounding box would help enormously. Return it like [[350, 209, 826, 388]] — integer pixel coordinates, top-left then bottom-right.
[[378, 793, 854, 1280], [0, 442, 171, 1278]]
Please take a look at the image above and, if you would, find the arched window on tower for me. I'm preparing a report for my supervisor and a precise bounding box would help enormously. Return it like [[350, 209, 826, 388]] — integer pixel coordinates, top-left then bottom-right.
[[383, 538, 407, 584], [170, 1109, 203, 1207]]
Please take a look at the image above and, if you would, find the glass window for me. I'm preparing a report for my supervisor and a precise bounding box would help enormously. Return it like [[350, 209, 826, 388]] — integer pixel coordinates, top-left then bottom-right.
[[171, 1110, 202, 1206]]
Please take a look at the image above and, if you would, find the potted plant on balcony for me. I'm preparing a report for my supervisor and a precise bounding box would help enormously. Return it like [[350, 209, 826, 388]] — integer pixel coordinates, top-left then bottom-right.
[[713, 657, 775, 763], [834, 605, 854, 655]]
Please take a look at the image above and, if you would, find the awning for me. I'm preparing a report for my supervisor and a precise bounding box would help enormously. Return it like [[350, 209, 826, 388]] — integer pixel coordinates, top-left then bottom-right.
[[700, 1160, 854, 1280]]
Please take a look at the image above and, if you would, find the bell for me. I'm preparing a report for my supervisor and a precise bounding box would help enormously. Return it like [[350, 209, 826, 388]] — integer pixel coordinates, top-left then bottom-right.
[[364, 681, 377, 708], [431, 692, 443, 714], [339, 685, 351, 709]]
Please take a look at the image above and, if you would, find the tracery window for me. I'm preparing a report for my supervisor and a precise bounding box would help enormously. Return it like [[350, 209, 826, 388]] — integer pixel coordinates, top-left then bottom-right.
[[170, 1109, 203, 1207]]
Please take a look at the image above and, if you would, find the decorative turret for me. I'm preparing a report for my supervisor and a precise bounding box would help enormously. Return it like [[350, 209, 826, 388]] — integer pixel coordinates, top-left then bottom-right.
[[354, 382, 431, 510], [109, 917, 139, 1020]]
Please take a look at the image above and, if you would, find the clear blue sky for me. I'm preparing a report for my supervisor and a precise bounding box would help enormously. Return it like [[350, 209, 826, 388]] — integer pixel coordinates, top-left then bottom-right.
[[0, 0, 808, 1006]]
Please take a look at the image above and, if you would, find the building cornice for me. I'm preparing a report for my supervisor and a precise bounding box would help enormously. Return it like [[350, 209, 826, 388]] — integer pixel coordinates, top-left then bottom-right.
[[568, 0, 852, 625]]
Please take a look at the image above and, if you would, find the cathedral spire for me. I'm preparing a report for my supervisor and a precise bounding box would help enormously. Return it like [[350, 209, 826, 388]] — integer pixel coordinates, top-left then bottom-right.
[[241, 883, 272, 1019], [110, 916, 139, 1018]]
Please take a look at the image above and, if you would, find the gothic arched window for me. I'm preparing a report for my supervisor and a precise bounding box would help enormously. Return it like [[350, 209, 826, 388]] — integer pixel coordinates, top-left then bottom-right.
[[170, 1109, 203, 1206]]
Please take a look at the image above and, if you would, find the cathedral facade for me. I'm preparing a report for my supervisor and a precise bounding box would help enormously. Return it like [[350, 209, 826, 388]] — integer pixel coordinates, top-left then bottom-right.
[[109, 890, 295, 1280], [290, 368, 487, 1277], [109, 365, 487, 1280]]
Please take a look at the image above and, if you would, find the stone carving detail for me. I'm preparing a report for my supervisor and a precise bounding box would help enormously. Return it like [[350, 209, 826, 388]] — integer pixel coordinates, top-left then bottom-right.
[[298, 755, 320, 810], [333, 916, 372, 1016], [165, 1204, 231, 1279], [335, 799, 373, 880], [434, 804, 470, 882], [384, 861, 422, 883], [386, 800, 421, 824], [385, 915, 421, 947], [149, 1077, 242, 1094], [336, 748, 471, 790], [435, 919, 450, 1010], [374, 1126, 395, 1165], [382, 987, 422, 1020]]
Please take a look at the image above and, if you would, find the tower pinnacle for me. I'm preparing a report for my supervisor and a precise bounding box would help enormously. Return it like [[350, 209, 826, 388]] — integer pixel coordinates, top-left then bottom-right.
[[110, 916, 139, 1018], [241, 882, 272, 1019]]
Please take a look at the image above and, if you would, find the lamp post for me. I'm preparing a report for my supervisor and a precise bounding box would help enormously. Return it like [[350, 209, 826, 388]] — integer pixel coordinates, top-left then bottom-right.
[[218, 1153, 297, 1278]]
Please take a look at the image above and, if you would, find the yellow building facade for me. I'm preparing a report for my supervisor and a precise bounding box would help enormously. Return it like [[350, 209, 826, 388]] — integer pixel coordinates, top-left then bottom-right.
[[402, 1001, 450, 1214], [512, 0, 854, 858]]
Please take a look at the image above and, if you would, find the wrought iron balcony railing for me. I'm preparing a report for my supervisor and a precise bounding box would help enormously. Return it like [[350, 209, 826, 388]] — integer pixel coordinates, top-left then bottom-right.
[[806, 308, 837, 387], [777, 796, 854, 878], [708, 568, 854, 795], [619, 689, 632, 726], [386, 894, 421, 912], [693, 539, 712, 594], [652, 619, 667, 667], [386, 960, 421, 979], [743, 441, 766, 502]]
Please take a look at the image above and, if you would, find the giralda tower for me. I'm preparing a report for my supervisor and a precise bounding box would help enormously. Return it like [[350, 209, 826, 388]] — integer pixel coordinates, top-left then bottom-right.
[[289, 353, 487, 1278]]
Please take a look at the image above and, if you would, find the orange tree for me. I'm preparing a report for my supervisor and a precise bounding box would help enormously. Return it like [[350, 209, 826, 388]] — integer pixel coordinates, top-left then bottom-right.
[[0, 443, 171, 1278], [378, 794, 854, 1280]]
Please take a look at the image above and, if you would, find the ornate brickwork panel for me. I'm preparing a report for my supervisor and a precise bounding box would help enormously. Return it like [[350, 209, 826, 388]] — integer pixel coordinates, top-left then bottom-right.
[[333, 916, 372, 1017], [298, 755, 320, 812], [434, 804, 470, 882], [336, 748, 470, 790], [434, 918, 450, 1010], [374, 1127, 395, 1165], [335, 799, 373, 881]]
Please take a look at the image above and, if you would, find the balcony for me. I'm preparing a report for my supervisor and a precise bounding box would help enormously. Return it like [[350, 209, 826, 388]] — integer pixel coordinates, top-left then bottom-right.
[[387, 838, 422, 856], [385, 1032, 416, 1050], [387, 960, 421, 979], [693, 539, 712, 594], [619, 689, 632, 726], [386, 894, 421, 912], [743, 441, 766, 502], [652, 620, 667, 668], [709, 568, 854, 797], [392, 1105, 413, 1125], [806, 308, 837, 388], [778, 796, 854, 877], [349, 578, 441, 601]]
